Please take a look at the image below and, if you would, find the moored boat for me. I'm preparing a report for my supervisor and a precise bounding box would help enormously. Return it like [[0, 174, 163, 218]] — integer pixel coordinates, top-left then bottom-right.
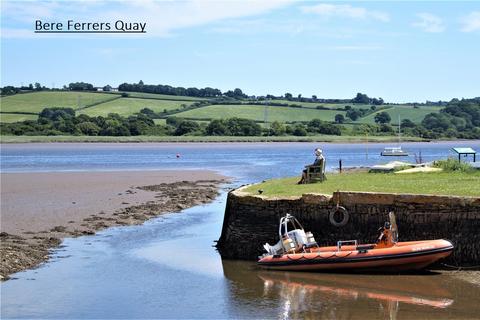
[[258, 213, 453, 272], [381, 146, 409, 156]]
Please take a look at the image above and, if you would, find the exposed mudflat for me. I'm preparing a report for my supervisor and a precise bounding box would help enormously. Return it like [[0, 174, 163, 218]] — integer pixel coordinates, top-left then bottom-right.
[[0, 171, 227, 280]]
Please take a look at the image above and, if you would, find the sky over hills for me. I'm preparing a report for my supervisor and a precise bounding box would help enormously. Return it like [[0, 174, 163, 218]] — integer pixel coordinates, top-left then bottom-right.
[[1, 1, 479, 102]]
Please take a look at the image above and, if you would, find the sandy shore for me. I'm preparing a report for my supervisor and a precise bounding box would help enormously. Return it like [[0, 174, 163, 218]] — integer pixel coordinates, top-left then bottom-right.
[[0, 170, 227, 280]]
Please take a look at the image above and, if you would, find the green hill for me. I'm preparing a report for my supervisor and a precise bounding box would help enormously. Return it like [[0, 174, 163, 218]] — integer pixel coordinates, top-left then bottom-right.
[[1, 91, 442, 127], [358, 105, 442, 124], [78, 98, 193, 117], [121, 92, 207, 101], [172, 104, 346, 123], [0, 91, 117, 113]]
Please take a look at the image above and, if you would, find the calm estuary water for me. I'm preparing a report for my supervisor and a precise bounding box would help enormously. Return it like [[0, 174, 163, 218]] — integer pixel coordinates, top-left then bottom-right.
[[1, 141, 479, 319]]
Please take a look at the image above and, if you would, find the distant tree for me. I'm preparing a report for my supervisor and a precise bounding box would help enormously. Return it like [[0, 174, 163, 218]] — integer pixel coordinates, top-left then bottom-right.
[[374, 112, 391, 124], [39, 107, 75, 121], [284, 93, 293, 100], [346, 109, 361, 121], [34, 82, 42, 91], [344, 105, 352, 111], [68, 82, 94, 91], [206, 119, 229, 136], [401, 119, 416, 128], [292, 124, 307, 136], [140, 108, 155, 117], [335, 114, 345, 124], [352, 93, 370, 104], [312, 95, 317, 101], [370, 105, 377, 111], [307, 119, 323, 132], [378, 124, 394, 133], [269, 121, 286, 136], [77, 122, 101, 136], [371, 97, 384, 105], [103, 85, 112, 92], [166, 117, 183, 127], [225, 118, 262, 136], [174, 120, 200, 135]]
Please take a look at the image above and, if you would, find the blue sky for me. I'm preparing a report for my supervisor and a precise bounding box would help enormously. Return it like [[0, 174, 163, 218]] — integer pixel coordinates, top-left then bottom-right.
[[1, 1, 479, 102]]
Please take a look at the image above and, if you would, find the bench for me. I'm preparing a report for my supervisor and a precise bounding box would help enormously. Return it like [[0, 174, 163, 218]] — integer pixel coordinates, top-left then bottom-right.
[[304, 164, 326, 184]]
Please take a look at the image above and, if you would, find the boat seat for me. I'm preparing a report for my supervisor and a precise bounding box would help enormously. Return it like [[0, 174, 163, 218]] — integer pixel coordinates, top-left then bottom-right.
[[356, 244, 375, 253]]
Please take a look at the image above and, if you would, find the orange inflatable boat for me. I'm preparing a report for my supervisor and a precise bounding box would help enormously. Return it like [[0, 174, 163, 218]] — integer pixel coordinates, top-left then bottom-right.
[[258, 213, 453, 272]]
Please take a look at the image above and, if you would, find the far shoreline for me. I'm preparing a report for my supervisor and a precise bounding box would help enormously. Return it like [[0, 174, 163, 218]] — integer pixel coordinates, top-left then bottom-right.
[[0, 134, 428, 144]]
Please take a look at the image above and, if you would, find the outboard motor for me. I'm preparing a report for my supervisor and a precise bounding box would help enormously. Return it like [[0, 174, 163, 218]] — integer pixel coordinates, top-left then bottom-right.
[[263, 214, 317, 255]]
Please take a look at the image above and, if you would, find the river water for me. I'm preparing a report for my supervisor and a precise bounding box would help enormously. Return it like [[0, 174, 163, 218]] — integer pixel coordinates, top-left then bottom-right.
[[1, 141, 479, 319]]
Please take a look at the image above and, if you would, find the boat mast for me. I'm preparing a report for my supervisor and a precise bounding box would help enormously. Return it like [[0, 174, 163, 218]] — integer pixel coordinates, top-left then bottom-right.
[[398, 115, 401, 147]]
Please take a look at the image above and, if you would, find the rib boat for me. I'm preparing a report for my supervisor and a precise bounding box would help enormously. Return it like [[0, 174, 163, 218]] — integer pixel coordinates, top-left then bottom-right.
[[258, 213, 453, 272]]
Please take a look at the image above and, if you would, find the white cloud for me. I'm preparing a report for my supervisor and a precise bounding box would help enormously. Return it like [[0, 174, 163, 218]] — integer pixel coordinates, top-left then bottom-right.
[[412, 13, 445, 33], [300, 4, 390, 22], [461, 11, 480, 32], [1, 0, 292, 38]]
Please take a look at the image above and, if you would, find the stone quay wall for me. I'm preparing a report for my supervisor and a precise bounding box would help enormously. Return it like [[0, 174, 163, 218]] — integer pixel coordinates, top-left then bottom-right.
[[217, 186, 480, 266]]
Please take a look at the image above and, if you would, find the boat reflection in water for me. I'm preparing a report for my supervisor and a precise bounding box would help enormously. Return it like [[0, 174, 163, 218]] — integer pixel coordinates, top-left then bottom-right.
[[222, 260, 479, 319]]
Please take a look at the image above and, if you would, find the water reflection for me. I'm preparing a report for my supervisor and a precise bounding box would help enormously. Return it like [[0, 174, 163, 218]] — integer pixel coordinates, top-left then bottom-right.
[[222, 260, 479, 319]]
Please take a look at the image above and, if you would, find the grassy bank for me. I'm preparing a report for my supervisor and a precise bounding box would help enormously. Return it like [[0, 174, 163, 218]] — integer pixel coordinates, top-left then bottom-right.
[[0, 135, 426, 143], [244, 172, 480, 197]]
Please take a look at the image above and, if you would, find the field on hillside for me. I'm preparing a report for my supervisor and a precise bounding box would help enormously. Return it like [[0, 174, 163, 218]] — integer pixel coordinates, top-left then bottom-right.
[[0, 92, 117, 113], [78, 98, 193, 117], [121, 92, 207, 101], [359, 105, 442, 124], [0, 113, 38, 123], [269, 100, 373, 109], [0, 92, 444, 127], [173, 104, 346, 122]]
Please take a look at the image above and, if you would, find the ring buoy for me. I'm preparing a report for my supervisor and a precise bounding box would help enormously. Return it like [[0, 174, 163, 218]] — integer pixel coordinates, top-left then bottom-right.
[[329, 206, 349, 227]]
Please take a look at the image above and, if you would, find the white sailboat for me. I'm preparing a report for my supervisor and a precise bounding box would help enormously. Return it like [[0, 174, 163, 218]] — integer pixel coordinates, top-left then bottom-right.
[[381, 115, 409, 156]]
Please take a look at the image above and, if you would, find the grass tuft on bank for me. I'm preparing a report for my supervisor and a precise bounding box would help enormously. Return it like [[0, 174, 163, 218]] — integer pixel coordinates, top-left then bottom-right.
[[244, 171, 480, 197]]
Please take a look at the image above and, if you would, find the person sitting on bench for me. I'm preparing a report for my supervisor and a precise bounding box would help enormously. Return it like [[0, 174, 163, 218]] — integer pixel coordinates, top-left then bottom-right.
[[298, 148, 326, 184]]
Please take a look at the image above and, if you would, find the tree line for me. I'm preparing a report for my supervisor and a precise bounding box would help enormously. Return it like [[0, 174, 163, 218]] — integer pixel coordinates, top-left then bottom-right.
[[0, 107, 345, 137]]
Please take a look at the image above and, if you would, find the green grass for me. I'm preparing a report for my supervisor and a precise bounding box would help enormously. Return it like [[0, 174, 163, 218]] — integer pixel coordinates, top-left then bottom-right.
[[0, 92, 118, 113], [358, 105, 442, 124], [78, 98, 193, 117], [0, 113, 38, 123], [174, 104, 346, 122], [0, 134, 424, 143], [244, 171, 480, 197], [269, 100, 373, 110], [121, 92, 207, 101], [153, 119, 167, 125]]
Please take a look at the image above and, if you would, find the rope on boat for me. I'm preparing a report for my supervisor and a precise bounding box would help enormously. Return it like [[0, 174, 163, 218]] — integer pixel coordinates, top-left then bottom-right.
[[285, 250, 353, 261]]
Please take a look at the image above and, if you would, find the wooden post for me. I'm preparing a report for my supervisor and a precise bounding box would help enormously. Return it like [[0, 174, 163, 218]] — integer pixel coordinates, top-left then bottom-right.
[[339, 159, 342, 173], [459, 154, 461, 163]]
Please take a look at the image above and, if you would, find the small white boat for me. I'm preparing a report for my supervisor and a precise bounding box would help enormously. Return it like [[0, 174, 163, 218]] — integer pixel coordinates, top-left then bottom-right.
[[381, 147, 409, 156]]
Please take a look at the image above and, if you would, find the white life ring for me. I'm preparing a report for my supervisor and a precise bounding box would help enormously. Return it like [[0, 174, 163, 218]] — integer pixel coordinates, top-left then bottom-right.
[[329, 206, 349, 227]]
